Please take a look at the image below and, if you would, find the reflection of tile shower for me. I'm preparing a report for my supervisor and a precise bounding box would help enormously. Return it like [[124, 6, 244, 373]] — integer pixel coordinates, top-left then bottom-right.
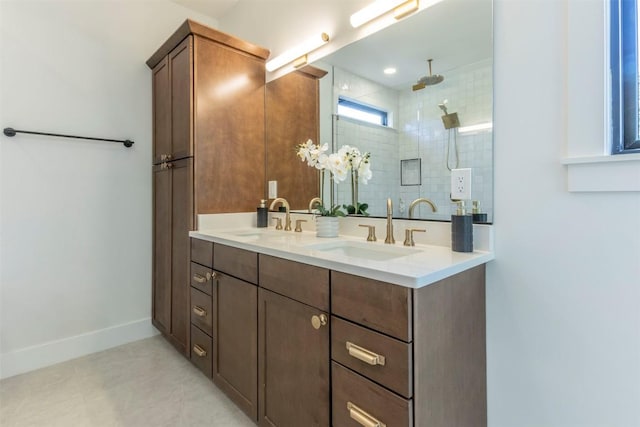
[[439, 100, 460, 170], [438, 100, 460, 130]]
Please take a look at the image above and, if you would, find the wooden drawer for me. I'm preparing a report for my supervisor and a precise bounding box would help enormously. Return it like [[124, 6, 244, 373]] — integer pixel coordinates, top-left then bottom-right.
[[213, 243, 258, 284], [258, 254, 329, 311], [332, 271, 412, 342], [332, 316, 412, 398], [190, 287, 213, 336], [191, 238, 213, 267], [190, 262, 214, 295], [191, 324, 213, 378], [332, 362, 412, 427]]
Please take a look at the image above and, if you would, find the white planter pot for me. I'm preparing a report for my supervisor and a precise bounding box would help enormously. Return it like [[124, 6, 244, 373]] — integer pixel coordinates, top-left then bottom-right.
[[315, 216, 339, 238]]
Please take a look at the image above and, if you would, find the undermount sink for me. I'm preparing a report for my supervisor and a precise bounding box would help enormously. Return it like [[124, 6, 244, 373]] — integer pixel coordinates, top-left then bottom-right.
[[304, 240, 420, 261]]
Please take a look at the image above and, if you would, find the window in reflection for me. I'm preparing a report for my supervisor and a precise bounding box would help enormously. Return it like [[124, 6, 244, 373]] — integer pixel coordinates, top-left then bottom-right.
[[337, 97, 389, 127]]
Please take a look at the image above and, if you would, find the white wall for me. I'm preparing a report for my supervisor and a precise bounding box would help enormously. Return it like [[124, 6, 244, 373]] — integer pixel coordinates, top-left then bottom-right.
[[220, 0, 640, 425], [490, 0, 640, 425], [0, 0, 218, 378]]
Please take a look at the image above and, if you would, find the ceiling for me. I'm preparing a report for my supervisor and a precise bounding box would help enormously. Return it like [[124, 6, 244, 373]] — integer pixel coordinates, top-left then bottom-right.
[[171, 0, 240, 20], [170, 0, 492, 90], [318, 0, 493, 90]]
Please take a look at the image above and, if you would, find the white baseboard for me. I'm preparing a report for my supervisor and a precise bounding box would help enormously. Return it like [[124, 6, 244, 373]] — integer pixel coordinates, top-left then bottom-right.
[[0, 318, 159, 380]]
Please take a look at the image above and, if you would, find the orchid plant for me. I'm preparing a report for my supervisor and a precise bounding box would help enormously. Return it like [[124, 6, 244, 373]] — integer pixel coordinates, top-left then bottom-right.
[[296, 139, 372, 216]]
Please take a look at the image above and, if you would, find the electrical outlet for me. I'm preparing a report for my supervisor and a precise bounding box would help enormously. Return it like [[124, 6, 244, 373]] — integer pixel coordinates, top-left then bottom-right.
[[451, 168, 472, 200], [268, 181, 278, 199]]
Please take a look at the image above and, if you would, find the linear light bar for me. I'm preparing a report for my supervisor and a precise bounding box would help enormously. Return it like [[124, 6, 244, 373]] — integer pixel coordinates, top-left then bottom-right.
[[266, 33, 329, 72], [458, 122, 493, 134], [350, 0, 419, 28]]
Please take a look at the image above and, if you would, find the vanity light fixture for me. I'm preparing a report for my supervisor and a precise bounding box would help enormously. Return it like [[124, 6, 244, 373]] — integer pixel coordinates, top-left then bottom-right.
[[350, 0, 420, 28], [458, 122, 493, 134], [265, 32, 330, 72]]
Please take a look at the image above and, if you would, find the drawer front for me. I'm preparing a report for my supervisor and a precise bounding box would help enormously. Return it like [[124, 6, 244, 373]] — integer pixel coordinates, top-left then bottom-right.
[[332, 271, 412, 342], [332, 316, 413, 398], [190, 287, 213, 336], [191, 325, 213, 378], [332, 362, 412, 427], [213, 243, 258, 284], [258, 254, 329, 311], [191, 238, 213, 267], [190, 262, 214, 296]]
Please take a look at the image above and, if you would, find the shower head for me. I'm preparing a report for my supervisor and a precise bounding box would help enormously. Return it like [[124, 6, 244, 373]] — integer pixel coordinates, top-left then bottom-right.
[[438, 99, 449, 115], [412, 59, 444, 91]]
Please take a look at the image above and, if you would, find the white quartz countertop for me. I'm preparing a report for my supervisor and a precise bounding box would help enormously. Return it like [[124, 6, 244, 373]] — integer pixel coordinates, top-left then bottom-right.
[[190, 225, 494, 288]]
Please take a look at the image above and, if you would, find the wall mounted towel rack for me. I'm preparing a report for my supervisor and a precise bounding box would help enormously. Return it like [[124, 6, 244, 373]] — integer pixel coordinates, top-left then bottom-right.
[[3, 127, 134, 148]]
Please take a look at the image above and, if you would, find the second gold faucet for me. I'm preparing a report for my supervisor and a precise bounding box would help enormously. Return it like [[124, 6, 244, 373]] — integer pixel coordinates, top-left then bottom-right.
[[269, 198, 291, 231]]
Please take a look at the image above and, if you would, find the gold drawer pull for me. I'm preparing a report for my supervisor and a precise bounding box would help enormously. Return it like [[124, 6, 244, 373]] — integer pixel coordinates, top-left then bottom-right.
[[192, 345, 207, 357], [347, 402, 386, 427], [192, 305, 207, 317], [192, 272, 212, 283], [346, 342, 386, 366]]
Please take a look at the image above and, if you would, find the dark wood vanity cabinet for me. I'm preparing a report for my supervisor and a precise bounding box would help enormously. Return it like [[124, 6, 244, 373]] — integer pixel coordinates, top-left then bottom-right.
[[212, 245, 259, 422], [187, 240, 259, 421], [330, 266, 487, 427], [148, 20, 268, 356], [187, 237, 487, 426], [258, 255, 331, 427]]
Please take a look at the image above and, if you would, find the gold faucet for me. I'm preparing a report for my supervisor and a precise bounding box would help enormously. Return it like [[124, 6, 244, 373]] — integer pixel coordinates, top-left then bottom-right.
[[408, 198, 438, 218], [308, 197, 323, 213], [269, 198, 291, 231], [385, 198, 395, 244]]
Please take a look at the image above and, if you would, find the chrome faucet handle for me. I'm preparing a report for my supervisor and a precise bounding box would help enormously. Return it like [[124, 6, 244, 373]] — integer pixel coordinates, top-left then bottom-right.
[[272, 217, 283, 230], [358, 224, 377, 242], [403, 228, 426, 246], [295, 219, 307, 232]]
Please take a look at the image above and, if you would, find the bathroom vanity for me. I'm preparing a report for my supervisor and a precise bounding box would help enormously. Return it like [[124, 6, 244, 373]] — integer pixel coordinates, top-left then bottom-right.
[[186, 218, 493, 427]]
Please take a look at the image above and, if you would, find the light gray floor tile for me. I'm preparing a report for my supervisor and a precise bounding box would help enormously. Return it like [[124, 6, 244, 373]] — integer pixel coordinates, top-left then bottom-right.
[[0, 336, 254, 426]]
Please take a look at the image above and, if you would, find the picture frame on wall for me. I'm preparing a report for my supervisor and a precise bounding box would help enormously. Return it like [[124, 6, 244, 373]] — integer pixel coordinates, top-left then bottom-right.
[[401, 158, 421, 186]]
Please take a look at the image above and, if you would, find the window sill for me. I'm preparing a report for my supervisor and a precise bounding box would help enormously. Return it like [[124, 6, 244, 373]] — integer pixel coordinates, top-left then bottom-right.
[[561, 153, 640, 192]]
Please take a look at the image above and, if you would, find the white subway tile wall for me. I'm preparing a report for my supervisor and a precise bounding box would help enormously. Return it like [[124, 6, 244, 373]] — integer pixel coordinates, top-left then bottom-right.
[[331, 60, 493, 221]]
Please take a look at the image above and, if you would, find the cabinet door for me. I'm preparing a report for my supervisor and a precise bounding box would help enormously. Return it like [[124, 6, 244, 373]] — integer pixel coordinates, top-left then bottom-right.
[[152, 164, 171, 334], [193, 36, 265, 214], [169, 36, 193, 161], [152, 57, 171, 165], [258, 288, 330, 427], [213, 272, 258, 421], [169, 157, 194, 354]]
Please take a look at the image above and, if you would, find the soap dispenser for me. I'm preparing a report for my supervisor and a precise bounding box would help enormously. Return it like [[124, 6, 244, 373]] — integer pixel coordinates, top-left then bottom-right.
[[472, 200, 488, 223], [451, 200, 473, 252], [257, 199, 268, 228]]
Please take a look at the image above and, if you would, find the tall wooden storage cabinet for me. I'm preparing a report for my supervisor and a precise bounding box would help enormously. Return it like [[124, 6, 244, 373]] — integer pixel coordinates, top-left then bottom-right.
[[147, 20, 269, 355]]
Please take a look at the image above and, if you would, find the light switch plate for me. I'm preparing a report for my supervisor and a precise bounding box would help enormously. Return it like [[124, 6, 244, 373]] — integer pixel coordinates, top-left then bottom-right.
[[268, 181, 277, 199]]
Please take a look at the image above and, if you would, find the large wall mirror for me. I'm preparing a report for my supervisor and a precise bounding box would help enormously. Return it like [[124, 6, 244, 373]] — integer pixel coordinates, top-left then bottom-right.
[[268, 0, 493, 222]]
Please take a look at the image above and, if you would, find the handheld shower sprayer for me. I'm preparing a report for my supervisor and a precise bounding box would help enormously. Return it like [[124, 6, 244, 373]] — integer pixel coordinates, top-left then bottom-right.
[[438, 99, 449, 115]]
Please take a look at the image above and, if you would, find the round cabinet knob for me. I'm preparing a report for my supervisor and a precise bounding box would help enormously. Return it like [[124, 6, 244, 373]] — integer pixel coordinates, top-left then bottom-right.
[[311, 313, 328, 330]]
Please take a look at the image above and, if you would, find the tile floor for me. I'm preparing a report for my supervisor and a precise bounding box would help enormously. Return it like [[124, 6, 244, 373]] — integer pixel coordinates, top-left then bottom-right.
[[0, 336, 255, 426]]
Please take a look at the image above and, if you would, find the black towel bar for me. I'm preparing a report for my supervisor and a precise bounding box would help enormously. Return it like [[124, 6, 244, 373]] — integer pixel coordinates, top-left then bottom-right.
[[3, 127, 134, 148]]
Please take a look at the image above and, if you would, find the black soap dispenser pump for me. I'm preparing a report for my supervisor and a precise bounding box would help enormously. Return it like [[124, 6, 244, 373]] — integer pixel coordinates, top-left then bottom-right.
[[451, 200, 473, 252], [257, 199, 268, 228], [472, 200, 488, 223]]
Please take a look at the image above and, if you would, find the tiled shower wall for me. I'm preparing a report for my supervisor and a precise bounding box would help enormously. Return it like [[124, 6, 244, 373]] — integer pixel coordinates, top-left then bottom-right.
[[333, 66, 400, 217], [332, 59, 493, 221], [398, 59, 493, 221]]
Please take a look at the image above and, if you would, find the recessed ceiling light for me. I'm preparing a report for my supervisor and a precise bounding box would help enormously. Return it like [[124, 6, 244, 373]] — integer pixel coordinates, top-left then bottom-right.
[[384, 67, 397, 75]]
